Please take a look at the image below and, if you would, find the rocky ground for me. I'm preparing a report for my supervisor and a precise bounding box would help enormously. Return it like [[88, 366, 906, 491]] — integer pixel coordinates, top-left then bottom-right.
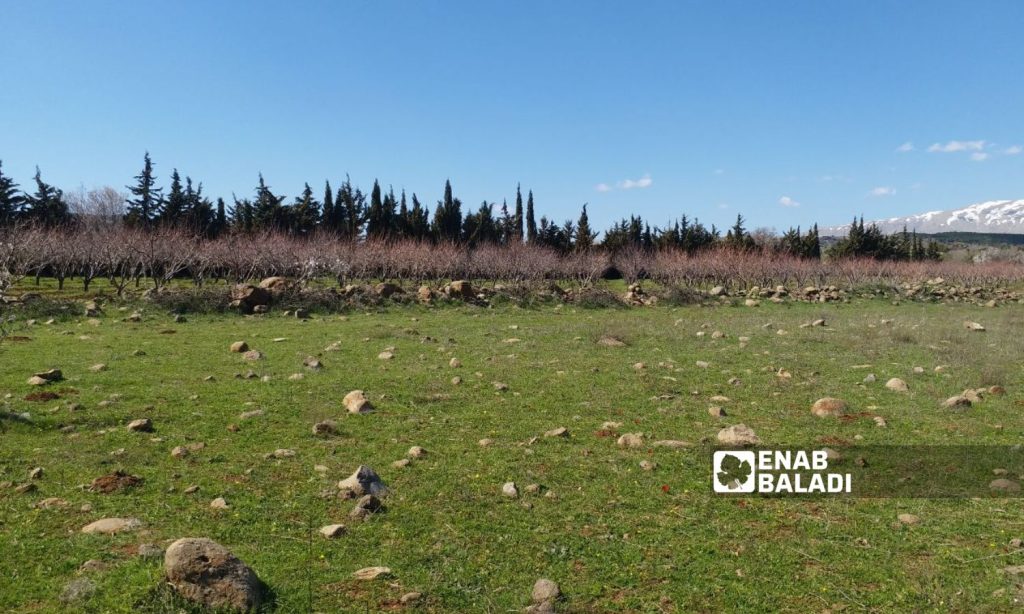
[[1, 294, 1023, 612]]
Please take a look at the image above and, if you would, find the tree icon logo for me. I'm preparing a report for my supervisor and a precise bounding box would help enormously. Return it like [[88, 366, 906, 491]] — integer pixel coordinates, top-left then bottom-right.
[[713, 451, 756, 493]]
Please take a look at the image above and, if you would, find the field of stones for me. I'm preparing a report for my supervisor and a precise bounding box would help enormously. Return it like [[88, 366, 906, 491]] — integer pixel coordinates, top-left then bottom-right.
[[2, 281, 1024, 612]]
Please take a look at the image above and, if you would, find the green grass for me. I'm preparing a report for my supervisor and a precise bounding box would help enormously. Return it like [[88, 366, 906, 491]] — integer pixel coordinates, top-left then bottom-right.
[[1, 296, 1024, 612]]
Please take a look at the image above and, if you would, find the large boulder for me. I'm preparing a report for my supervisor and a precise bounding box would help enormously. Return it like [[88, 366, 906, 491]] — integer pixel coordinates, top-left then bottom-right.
[[164, 538, 263, 612], [374, 282, 404, 298], [444, 280, 475, 300], [230, 285, 272, 314], [258, 277, 292, 294]]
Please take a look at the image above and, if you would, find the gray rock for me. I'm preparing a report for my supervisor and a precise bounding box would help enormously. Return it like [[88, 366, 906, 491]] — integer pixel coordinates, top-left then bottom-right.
[[338, 465, 387, 497], [60, 578, 96, 603], [164, 537, 263, 611]]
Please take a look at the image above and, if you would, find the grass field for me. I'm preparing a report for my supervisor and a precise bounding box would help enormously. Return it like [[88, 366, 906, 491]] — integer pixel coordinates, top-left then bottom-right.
[[2, 295, 1024, 612]]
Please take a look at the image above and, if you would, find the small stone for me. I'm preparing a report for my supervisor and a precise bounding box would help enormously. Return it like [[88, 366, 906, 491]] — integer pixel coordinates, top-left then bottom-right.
[[652, 440, 693, 449], [35, 497, 68, 509], [210, 497, 229, 509], [392, 458, 411, 468], [532, 578, 561, 603], [378, 350, 394, 360], [493, 381, 509, 391], [897, 513, 920, 525], [344, 390, 374, 414], [990, 478, 1021, 493], [127, 418, 153, 432], [963, 321, 986, 331], [352, 566, 391, 580], [60, 578, 96, 604], [942, 395, 971, 409], [338, 465, 388, 497], [708, 406, 726, 417], [478, 438, 494, 447], [271, 448, 296, 459], [717, 424, 760, 446], [639, 460, 657, 471], [451, 376, 462, 385], [171, 446, 190, 459], [184, 485, 200, 494], [617, 433, 644, 448], [137, 543, 164, 558], [811, 397, 848, 418], [241, 350, 263, 361], [89, 363, 107, 372], [81, 517, 142, 534], [863, 373, 876, 383], [239, 409, 264, 420], [320, 524, 346, 538], [449, 357, 461, 368], [312, 420, 338, 436], [230, 341, 249, 353], [28, 466, 43, 480], [349, 494, 383, 519], [502, 482, 519, 497], [303, 356, 322, 370], [885, 378, 909, 393], [544, 427, 569, 438], [407, 446, 427, 458], [400, 592, 422, 605]]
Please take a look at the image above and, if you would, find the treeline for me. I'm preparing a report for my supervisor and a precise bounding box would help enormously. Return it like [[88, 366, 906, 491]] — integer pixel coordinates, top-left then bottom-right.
[[0, 153, 939, 261], [829, 218, 941, 261]]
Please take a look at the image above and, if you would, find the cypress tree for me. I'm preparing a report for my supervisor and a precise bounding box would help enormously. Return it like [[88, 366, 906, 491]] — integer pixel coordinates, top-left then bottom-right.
[[525, 190, 537, 242], [321, 180, 335, 231], [514, 184, 524, 241], [125, 152, 163, 229]]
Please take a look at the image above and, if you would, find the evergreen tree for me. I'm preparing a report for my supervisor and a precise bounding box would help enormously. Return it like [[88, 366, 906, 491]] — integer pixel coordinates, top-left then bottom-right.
[[575, 203, 595, 251], [0, 160, 24, 226], [335, 175, 366, 238], [409, 194, 429, 240], [432, 180, 462, 242], [251, 174, 286, 230], [22, 167, 70, 227], [230, 196, 254, 232], [366, 180, 386, 239], [321, 180, 335, 231], [124, 152, 163, 229], [211, 197, 228, 237], [160, 169, 186, 225], [525, 190, 537, 242], [514, 184, 524, 241], [292, 183, 320, 235]]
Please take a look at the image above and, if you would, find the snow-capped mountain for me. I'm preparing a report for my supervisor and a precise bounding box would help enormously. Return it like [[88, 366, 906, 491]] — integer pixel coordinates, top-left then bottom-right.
[[824, 200, 1024, 236]]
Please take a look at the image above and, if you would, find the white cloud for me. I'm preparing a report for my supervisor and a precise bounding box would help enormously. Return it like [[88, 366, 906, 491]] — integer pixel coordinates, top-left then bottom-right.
[[896, 142, 914, 152], [970, 152, 989, 162], [778, 196, 800, 208], [869, 186, 895, 197], [617, 174, 653, 190], [595, 183, 612, 192], [927, 140, 986, 153], [1004, 145, 1022, 155]]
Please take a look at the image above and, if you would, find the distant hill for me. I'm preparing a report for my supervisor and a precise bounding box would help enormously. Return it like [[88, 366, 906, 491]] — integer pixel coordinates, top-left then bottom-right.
[[823, 200, 1024, 236]]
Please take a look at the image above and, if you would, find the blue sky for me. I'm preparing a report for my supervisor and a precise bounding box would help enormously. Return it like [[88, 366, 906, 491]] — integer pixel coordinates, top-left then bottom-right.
[[3, 1, 1024, 233]]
